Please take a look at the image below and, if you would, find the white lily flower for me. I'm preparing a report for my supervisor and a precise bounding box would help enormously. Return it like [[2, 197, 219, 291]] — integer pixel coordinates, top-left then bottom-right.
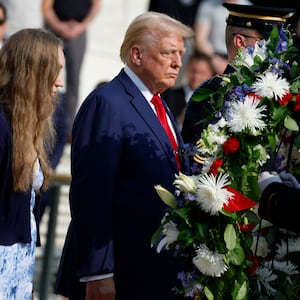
[[234, 40, 267, 68], [197, 123, 228, 156], [156, 219, 179, 253], [174, 172, 197, 193], [251, 236, 270, 258], [154, 185, 177, 208]]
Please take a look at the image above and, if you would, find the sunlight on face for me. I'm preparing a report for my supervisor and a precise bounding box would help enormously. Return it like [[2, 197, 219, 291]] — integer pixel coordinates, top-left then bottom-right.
[[52, 47, 65, 96], [139, 33, 186, 94]]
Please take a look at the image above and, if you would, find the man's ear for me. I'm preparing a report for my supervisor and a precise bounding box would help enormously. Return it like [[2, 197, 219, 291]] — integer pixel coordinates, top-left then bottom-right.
[[233, 34, 246, 50], [131, 46, 143, 66]]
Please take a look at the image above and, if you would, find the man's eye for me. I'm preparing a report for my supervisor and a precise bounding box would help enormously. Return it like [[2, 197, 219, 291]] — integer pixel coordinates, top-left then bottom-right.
[[161, 52, 172, 58]]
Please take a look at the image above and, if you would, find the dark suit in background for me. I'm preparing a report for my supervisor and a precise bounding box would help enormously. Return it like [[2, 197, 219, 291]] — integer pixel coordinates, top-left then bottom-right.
[[162, 87, 186, 124]]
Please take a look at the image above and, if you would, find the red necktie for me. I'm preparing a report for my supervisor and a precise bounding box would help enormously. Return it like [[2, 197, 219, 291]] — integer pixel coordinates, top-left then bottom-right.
[[151, 94, 181, 170]]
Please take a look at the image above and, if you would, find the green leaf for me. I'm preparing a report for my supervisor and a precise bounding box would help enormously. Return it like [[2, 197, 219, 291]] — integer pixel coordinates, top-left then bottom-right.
[[294, 135, 300, 150], [151, 223, 164, 247], [272, 105, 288, 124], [204, 286, 214, 300], [227, 244, 245, 266], [232, 280, 248, 300], [224, 224, 236, 250], [284, 115, 299, 132], [191, 88, 216, 102], [174, 207, 192, 227], [177, 229, 193, 245], [196, 222, 208, 239]]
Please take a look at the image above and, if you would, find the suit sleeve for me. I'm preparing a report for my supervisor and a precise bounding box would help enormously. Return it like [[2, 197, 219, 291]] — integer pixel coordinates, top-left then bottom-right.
[[70, 92, 122, 278]]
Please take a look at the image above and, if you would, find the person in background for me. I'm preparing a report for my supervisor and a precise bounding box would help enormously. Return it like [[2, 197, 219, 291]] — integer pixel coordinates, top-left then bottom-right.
[[0, 28, 64, 300], [182, 3, 296, 144], [162, 50, 215, 129], [148, 0, 202, 28], [0, 3, 7, 48], [55, 11, 193, 300], [1, 0, 43, 37], [194, 0, 252, 74], [42, 0, 101, 136], [148, 0, 202, 86]]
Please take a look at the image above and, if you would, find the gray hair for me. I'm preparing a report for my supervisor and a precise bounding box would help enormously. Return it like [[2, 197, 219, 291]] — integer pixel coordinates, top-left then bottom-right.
[[120, 11, 194, 64]]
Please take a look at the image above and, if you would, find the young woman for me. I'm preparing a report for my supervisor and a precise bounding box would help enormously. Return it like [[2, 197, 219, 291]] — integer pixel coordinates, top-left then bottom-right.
[[0, 28, 65, 299]]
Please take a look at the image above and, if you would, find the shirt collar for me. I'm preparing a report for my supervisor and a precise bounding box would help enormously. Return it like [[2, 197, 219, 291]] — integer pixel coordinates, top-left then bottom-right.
[[124, 66, 154, 103]]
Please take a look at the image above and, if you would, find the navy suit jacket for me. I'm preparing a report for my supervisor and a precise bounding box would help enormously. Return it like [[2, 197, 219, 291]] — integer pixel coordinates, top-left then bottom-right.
[[55, 69, 188, 300], [182, 64, 235, 143], [0, 105, 38, 245], [162, 86, 186, 122]]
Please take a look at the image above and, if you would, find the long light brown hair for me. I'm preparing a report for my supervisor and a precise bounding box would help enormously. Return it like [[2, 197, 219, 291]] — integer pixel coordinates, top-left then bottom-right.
[[0, 29, 63, 192]]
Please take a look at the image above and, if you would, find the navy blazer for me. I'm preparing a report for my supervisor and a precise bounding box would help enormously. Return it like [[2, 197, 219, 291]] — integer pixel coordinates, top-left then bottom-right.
[[162, 86, 187, 121], [55, 69, 188, 299], [182, 64, 235, 143], [0, 106, 35, 245]]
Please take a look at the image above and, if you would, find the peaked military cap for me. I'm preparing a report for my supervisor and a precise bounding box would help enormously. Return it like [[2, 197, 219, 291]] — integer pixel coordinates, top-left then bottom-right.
[[223, 3, 296, 36]]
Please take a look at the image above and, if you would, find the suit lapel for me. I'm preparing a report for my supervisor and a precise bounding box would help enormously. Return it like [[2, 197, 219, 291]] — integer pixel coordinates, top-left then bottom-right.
[[117, 70, 180, 172]]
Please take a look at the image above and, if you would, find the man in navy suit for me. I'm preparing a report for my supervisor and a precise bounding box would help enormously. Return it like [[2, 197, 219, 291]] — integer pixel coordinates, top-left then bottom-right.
[[55, 11, 194, 300]]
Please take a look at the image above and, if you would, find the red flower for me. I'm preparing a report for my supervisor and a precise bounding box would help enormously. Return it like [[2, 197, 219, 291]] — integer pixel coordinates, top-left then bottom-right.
[[223, 137, 240, 156], [279, 92, 293, 106], [247, 255, 260, 275], [247, 93, 262, 101], [209, 159, 223, 176], [294, 94, 300, 111], [238, 222, 255, 232]]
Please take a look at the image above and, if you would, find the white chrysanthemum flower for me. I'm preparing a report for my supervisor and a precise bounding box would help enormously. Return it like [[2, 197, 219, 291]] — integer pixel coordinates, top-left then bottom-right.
[[227, 95, 266, 134], [255, 266, 277, 295], [264, 260, 299, 276], [192, 244, 228, 277], [251, 236, 270, 258], [275, 238, 300, 259], [251, 72, 290, 100], [156, 219, 179, 253], [196, 173, 233, 215], [174, 172, 198, 193]]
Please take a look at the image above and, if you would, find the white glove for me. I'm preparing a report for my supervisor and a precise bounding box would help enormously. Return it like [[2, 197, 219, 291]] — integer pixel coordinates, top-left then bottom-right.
[[279, 172, 300, 189], [258, 171, 282, 193]]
